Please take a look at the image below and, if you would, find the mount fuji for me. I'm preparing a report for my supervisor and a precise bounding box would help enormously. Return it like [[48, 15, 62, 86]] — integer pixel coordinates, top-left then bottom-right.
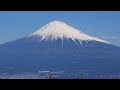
[[0, 21, 120, 75]]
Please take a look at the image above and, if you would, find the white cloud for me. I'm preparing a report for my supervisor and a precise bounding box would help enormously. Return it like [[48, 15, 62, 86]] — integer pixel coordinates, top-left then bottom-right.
[[100, 35, 120, 40]]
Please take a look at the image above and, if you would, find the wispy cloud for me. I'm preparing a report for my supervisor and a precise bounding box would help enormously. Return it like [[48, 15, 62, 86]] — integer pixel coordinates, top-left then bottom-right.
[[99, 35, 120, 46], [99, 35, 120, 41]]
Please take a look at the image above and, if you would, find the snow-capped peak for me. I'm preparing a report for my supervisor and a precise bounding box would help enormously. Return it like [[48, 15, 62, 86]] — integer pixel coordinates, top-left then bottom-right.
[[30, 20, 111, 44]]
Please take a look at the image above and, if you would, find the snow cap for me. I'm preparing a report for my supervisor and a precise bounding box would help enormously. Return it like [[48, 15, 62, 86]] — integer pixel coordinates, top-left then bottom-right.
[[30, 20, 110, 44]]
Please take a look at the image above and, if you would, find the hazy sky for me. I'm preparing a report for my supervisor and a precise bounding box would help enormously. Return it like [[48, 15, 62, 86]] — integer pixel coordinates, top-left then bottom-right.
[[0, 11, 120, 46]]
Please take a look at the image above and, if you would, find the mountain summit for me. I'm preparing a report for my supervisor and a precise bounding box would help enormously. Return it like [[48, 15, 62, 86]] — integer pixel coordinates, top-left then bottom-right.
[[29, 21, 110, 44]]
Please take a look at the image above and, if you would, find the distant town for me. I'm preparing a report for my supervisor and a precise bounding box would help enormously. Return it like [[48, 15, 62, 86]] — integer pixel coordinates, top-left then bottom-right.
[[0, 70, 120, 79]]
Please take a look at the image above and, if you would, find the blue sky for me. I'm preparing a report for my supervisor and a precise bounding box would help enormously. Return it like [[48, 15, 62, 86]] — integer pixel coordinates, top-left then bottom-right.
[[0, 11, 120, 46]]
